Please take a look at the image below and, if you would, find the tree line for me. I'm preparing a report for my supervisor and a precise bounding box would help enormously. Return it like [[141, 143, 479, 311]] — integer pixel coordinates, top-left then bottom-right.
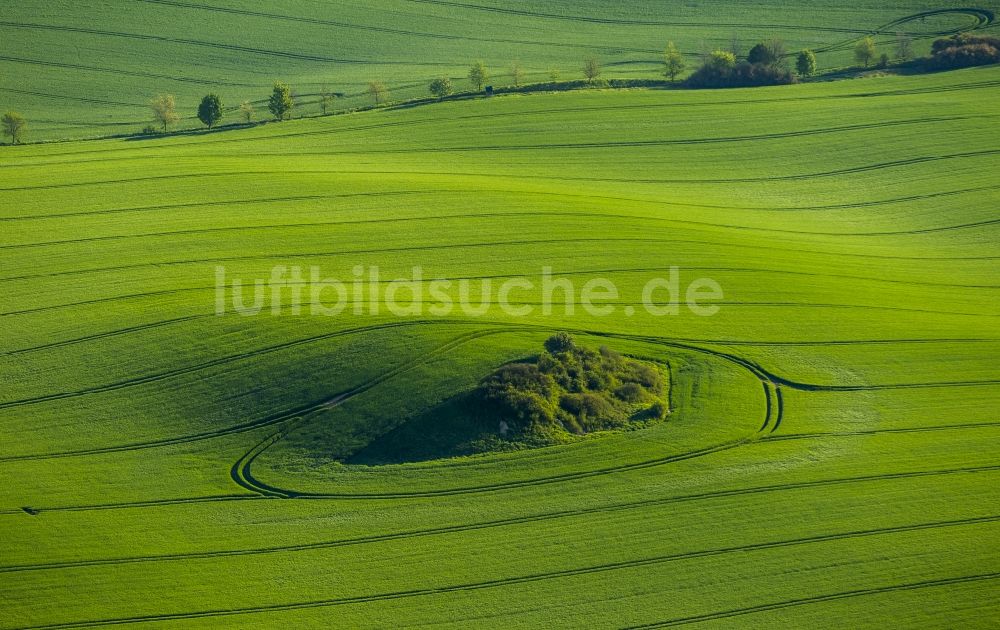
[[2, 31, 996, 144]]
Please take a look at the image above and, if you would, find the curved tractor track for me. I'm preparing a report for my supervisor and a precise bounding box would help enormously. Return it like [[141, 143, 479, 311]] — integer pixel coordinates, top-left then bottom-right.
[[230, 323, 789, 500], [232, 318, 1000, 500], [811, 8, 993, 55]]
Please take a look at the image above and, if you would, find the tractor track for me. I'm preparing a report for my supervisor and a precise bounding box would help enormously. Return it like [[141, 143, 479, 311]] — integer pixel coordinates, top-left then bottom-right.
[[131, 0, 662, 55], [228, 325, 784, 499], [4, 234, 998, 288], [4, 462, 997, 516], [2, 207, 997, 253], [0, 20, 454, 66], [13, 518, 1000, 629], [625, 573, 1000, 628]]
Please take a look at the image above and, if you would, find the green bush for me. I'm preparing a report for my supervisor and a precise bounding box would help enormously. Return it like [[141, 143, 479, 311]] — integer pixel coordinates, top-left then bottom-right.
[[476, 334, 669, 441], [615, 382, 645, 403], [544, 332, 576, 354], [687, 50, 795, 88], [429, 77, 454, 99], [649, 400, 669, 419]]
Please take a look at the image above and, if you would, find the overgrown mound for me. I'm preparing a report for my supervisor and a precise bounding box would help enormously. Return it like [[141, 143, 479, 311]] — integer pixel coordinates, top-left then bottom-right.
[[477, 333, 668, 440], [348, 334, 670, 465], [929, 34, 1000, 69]]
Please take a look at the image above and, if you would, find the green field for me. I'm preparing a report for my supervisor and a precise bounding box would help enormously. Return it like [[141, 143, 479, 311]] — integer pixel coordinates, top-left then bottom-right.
[[2, 1, 1000, 628], [2, 0, 998, 140]]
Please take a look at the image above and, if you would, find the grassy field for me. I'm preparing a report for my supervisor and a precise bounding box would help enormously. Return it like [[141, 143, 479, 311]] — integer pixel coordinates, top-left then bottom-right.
[[2, 2, 1000, 628], [1, 0, 998, 140]]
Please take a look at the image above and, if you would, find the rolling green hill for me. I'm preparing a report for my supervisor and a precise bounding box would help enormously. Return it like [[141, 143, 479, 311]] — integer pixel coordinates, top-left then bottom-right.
[[1, 0, 998, 140], [2, 3, 1000, 628]]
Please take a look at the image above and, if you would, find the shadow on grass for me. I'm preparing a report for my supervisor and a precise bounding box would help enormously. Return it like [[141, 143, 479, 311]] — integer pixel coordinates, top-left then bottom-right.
[[346, 393, 511, 466]]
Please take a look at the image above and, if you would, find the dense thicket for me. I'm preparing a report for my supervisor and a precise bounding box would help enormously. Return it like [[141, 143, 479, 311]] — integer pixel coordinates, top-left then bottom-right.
[[477, 334, 668, 438], [687, 44, 795, 88], [928, 34, 1000, 69]]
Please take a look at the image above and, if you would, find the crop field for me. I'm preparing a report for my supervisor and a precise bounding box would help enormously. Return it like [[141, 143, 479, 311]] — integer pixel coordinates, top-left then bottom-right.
[[2, 0, 999, 139], [2, 1, 1000, 629]]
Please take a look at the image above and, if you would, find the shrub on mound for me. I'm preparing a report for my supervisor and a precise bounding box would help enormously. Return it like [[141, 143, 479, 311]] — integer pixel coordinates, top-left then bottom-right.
[[477, 334, 669, 440]]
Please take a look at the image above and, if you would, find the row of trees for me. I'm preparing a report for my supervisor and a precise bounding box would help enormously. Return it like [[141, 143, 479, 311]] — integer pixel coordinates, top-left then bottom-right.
[[428, 58, 605, 98], [149, 82, 295, 132], [0, 32, 981, 143], [134, 31, 992, 135], [680, 32, 921, 89]]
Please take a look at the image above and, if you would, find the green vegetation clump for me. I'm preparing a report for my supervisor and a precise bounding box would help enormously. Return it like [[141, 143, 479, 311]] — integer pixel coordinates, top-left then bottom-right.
[[796, 49, 817, 77], [148, 93, 178, 132], [429, 77, 454, 99], [687, 44, 795, 88], [196, 94, 223, 128], [478, 334, 669, 440], [268, 82, 294, 120], [469, 60, 489, 91], [1, 111, 26, 144], [663, 41, 686, 82], [929, 34, 1000, 69], [855, 36, 878, 68]]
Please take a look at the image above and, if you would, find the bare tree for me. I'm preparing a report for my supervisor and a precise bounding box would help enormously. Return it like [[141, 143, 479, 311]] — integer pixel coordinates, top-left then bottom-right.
[[729, 32, 742, 57], [895, 32, 914, 61], [510, 60, 525, 87], [583, 57, 601, 83], [319, 86, 336, 115], [239, 101, 255, 122]]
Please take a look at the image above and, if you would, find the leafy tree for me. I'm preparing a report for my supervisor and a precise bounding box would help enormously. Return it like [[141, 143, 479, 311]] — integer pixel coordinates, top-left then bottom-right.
[[747, 42, 775, 65], [855, 36, 877, 68], [895, 33, 914, 61], [706, 50, 737, 71], [149, 94, 178, 132], [319, 86, 335, 115], [544, 332, 576, 354], [2, 111, 26, 144], [268, 82, 294, 120], [510, 60, 525, 87], [469, 60, 489, 91], [583, 57, 601, 83], [796, 49, 816, 76], [747, 39, 786, 66], [429, 77, 453, 98], [367, 81, 388, 105], [239, 100, 255, 122], [663, 41, 685, 82], [197, 93, 223, 128]]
